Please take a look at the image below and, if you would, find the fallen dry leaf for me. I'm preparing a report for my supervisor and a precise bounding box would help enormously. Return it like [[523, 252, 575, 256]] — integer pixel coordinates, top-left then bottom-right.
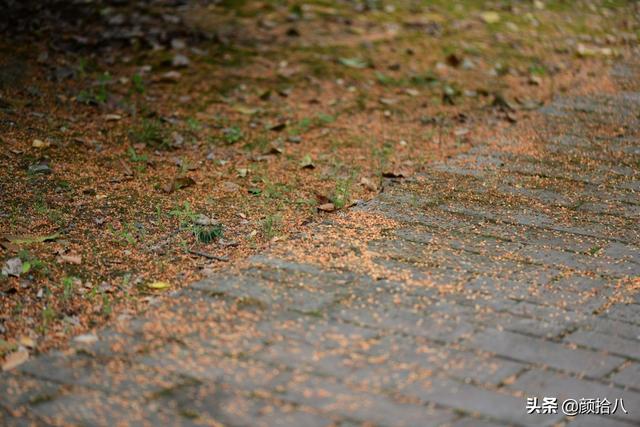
[[73, 333, 98, 344], [147, 281, 171, 290], [163, 176, 196, 193], [2, 349, 29, 371], [317, 203, 336, 212], [360, 177, 378, 192], [57, 254, 82, 265], [32, 139, 50, 148]]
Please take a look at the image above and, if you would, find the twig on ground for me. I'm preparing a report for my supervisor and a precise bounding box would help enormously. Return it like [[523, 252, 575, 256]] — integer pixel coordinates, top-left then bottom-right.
[[187, 249, 229, 262]]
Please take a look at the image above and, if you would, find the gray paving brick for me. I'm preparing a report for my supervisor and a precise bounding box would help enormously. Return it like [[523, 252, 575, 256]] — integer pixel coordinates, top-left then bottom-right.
[[283, 376, 456, 427], [587, 318, 640, 341], [403, 377, 560, 426], [565, 330, 640, 360], [604, 304, 640, 325], [611, 363, 640, 390], [467, 329, 624, 377]]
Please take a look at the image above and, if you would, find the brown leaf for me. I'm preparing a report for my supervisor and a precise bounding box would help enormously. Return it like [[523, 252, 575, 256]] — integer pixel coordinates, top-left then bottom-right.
[[119, 159, 133, 176], [2, 349, 29, 371], [360, 177, 378, 192], [58, 254, 82, 265], [175, 176, 196, 189], [314, 193, 332, 205], [163, 176, 195, 193], [317, 203, 336, 212]]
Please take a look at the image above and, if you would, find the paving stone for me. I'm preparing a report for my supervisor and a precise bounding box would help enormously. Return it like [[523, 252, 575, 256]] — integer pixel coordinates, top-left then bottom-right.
[[16, 352, 189, 400], [29, 391, 200, 426], [152, 380, 338, 427], [603, 304, 640, 325], [564, 330, 640, 360], [586, 318, 640, 341], [0, 373, 64, 409], [402, 376, 560, 426], [282, 375, 457, 427], [467, 329, 624, 377], [610, 363, 640, 390]]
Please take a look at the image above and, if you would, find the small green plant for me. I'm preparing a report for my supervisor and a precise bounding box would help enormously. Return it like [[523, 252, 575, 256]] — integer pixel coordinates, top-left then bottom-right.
[[263, 181, 291, 199], [373, 143, 393, 176], [130, 118, 168, 148], [196, 225, 223, 243], [222, 126, 243, 144], [42, 306, 57, 328], [62, 276, 75, 301], [168, 202, 221, 243], [77, 72, 111, 104], [101, 293, 112, 316], [95, 72, 110, 103], [131, 74, 145, 93], [261, 214, 281, 239], [409, 72, 439, 87], [17, 251, 47, 276], [375, 72, 399, 86], [128, 147, 148, 163], [331, 178, 352, 209], [186, 117, 201, 132], [77, 57, 90, 77], [169, 202, 198, 228], [109, 223, 137, 246], [316, 113, 335, 125]]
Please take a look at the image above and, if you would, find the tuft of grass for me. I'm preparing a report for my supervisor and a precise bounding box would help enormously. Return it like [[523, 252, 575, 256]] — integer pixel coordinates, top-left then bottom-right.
[[131, 74, 145, 93], [222, 126, 243, 144], [130, 119, 168, 148], [331, 178, 352, 209], [261, 214, 281, 239], [169, 202, 199, 228], [196, 225, 223, 243], [62, 276, 76, 301], [77, 72, 111, 105]]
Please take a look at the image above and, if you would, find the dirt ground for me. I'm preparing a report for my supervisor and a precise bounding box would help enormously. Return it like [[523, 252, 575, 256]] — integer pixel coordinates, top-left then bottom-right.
[[1, 0, 638, 360]]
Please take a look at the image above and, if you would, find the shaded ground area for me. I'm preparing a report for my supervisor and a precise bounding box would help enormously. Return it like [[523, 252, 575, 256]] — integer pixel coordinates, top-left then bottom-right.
[[1, 46, 639, 427], [1, 0, 638, 353]]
